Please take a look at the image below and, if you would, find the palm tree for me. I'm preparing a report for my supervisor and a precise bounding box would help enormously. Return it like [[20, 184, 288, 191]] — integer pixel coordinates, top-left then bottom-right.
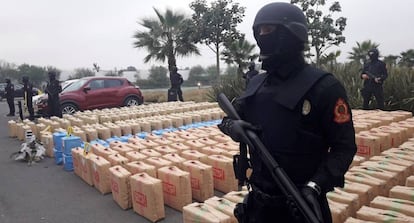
[[221, 38, 259, 77], [132, 8, 200, 71], [348, 40, 380, 65], [399, 49, 414, 68], [383, 55, 400, 68]]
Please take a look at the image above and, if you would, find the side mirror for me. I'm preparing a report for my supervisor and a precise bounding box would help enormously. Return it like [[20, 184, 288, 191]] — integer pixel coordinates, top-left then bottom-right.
[[83, 87, 91, 93]]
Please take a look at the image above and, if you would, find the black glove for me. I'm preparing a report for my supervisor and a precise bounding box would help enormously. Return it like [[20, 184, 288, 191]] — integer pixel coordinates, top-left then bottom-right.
[[218, 117, 260, 143], [301, 186, 324, 223]]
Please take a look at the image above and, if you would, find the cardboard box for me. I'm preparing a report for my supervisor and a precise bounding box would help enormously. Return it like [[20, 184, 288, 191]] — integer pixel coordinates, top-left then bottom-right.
[[182, 160, 214, 202], [349, 165, 400, 190], [361, 160, 410, 182], [328, 199, 350, 223], [140, 149, 162, 158], [223, 191, 248, 204], [110, 144, 133, 156], [169, 142, 191, 154], [153, 145, 178, 155], [163, 153, 187, 170], [108, 165, 132, 210], [370, 196, 414, 217], [79, 153, 96, 186], [344, 217, 376, 223], [71, 147, 83, 177], [158, 166, 192, 211], [181, 150, 208, 163], [124, 151, 147, 162], [130, 173, 165, 222], [406, 176, 414, 187], [369, 155, 414, 176], [183, 202, 232, 223], [355, 133, 381, 157], [107, 154, 129, 167], [91, 144, 118, 160], [343, 180, 375, 207], [327, 188, 360, 217], [345, 171, 388, 196]]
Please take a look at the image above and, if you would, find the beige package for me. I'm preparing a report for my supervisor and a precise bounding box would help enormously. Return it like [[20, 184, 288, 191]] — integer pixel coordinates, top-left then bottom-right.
[[205, 196, 237, 223], [140, 140, 159, 149], [344, 217, 376, 223], [355, 133, 381, 157], [125, 151, 147, 162], [183, 202, 232, 223], [369, 155, 414, 176], [345, 171, 388, 197], [107, 154, 129, 167], [183, 139, 206, 151], [125, 161, 157, 178], [343, 180, 375, 207], [206, 155, 238, 193], [328, 199, 350, 223], [356, 205, 414, 222], [145, 157, 173, 176], [92, 144, 118, 160], [8, 120, 17, 138], [78, 153, 96, 186], [406, 176, 414, 187], [169, 142, 191, 154], [181, 150, 208, 163], [327, 188, 360, 217], [389, 186, 414, 202], [130, 173, 165, 222], [200, 146, 227, 156], [182, 160, 214, 202], [153, 145, 178, 155], [125, 141, 147, 151], [223, 191, 248, 204], [157, 166, 192, 211], [140, 149, 162, 158], [108, 165, 132, 210], [152, 137, 173, 146], [349, 165, 400, 190], [41, 132, 54, 158], [71, 147, 83, 177], [111, 144, 134, 158], [370, 196, 414, 217], [197, 137, 218, 146], [89, 155, 111, 194], [163, 153, 187, 170], [361, 160, 410, 182], [381, 149, 414, 163]]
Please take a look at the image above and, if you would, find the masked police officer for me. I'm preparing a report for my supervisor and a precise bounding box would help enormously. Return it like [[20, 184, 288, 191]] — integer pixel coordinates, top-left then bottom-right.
[[361, 48, 388, 110], [45, 71, 62, 118], [243, 62, 259, 86], [218, 2, 357, 223], [5, 78, 15, 116], [169, 66, 184, 102], [22, 76, 35, 120]]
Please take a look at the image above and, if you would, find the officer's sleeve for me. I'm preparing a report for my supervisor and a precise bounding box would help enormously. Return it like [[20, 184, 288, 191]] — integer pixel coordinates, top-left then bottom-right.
[[310, 82, 357, 192], [380, 62, 388, 81]]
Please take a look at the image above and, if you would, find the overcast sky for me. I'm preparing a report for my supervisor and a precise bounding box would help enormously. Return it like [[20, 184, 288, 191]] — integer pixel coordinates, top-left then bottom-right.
[[1, 0, 413, 72]]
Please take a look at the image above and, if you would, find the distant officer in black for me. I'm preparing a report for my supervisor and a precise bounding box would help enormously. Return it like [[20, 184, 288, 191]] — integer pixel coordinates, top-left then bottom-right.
[[5, 78, 15, 116], [169, 66, 184, 102], [22, 76, 35, 120], [243, 62, 259, 86], [45, 71, 62, 118], [218, 3, 357, 223], [361, 48, 388, 110]]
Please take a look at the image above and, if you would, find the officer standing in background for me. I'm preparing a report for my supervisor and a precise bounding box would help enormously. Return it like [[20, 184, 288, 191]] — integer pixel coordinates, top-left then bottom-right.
[[5, 78, 15, 116], [218, 2, 357, 223], [169, 66, 184, 102], [45, 71, 62, 118], [243, 61, 259, 86], [22, 76, 35, 120], [361, 48, 388, 110]]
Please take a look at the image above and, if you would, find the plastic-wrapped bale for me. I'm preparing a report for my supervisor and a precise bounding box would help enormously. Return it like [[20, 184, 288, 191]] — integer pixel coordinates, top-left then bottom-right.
[[152, 137, 173, 146], [130, 173, 165, 222], [41, 132, 54, 158], [125, 141, 147, 152], [181, 160, 214, 202], [125, 161, 157, 177], [110, 144, 133, 157], [360, 160, 411, 183], [183, 202, 232, 223], [145, 157, 172, 177], [370, 196, 414, 217], [328, 199, 350, 223], [389, 186, 414, 202], [8, 120, 17, 138], [157, 166, 192, 211], [344, 217, 376, 223], [355, 133, 381, 158], [349, 165, 400, 191], [406, 176, 414, 187], [140, 149, 162, 158], [92, 144, 117, 160], [162, 153, 186, 170], [327, 188, 361, 217], [356, 205, 414, 222], [223, 191, 248, 204], [181, 150, 208, 164], [204, 196, 237, 223], [89, 155, 111, 195], [124, 151, 147, 162], [345, 171, 388, 197], [369, 155, 414, 177], [107, 154, 129, 167], [153, 145, 177, 156], [71, 147, 83, 177], [169, 142, 191, 154], [205, 155, 238, 193], [109, 165, 132, 210], [343, 180, 375, 207]]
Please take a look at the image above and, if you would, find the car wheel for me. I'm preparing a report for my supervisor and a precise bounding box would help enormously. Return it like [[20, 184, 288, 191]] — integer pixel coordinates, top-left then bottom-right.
[[124, 96, 140, 106], [61, 103, 78, 115]]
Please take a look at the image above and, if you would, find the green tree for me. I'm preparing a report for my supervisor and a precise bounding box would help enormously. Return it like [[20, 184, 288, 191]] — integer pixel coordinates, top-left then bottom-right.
[[221, 37, 258, 77], [383, 55, 400, 68], [17, 64, 47, 87], [348, 40, 379, 65], [132, 8, 200, 71], [291, 0, 347, 67], [189, 0, 245, 78], [399, 49, 414, 68], [69, 68, 95, 79], [319, 50, 341, 71], [0, 60, 18, 82], [147, 65, 169, 88]]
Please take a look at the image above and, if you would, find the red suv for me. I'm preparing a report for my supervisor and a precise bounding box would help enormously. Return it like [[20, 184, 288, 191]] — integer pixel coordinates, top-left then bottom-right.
[[36, 77, 144, 115]]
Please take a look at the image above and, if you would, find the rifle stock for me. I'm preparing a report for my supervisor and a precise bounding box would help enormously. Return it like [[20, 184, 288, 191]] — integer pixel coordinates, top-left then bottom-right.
[[217, 93, 321, 223]]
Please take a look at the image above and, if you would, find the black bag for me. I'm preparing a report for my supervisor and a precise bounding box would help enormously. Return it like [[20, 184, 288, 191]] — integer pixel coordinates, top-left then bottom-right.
[[167, 88, 177, 101]]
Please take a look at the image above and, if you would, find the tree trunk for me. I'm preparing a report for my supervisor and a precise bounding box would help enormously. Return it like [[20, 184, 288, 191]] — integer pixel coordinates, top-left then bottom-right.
[[215, 42, 220, 80]]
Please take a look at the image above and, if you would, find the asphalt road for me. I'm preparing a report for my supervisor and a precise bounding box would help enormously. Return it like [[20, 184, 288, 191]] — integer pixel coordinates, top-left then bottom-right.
[[0, 100, 185, 223]]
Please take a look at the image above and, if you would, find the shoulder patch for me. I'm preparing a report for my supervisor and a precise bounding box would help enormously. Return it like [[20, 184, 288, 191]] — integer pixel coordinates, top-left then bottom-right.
[[333, 98, 350, 124]]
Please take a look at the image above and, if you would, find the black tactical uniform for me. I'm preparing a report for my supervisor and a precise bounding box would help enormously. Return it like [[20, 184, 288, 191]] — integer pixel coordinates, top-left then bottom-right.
[[218, 3, 357, 223], [22, 76, 35, 120], [169, 66, 184, 102], [243, 62, 259, 86], [45, 72, 62, 117], [5, 79, 15, 116], [361, 48, 388, 110]]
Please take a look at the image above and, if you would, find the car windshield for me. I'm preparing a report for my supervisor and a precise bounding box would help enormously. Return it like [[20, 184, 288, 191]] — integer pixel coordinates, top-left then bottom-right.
[[62, 79, 88, 93]]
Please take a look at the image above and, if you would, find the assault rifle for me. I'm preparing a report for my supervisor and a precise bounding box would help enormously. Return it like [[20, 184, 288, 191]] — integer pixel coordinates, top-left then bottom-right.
[[363, 71, 382, 84], [217, 93, 321, 223]]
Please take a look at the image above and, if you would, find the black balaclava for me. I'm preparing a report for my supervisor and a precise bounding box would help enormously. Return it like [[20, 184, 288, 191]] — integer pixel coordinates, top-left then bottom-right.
[[368, 49, 379, 62], [255, 25, 305, 79]]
